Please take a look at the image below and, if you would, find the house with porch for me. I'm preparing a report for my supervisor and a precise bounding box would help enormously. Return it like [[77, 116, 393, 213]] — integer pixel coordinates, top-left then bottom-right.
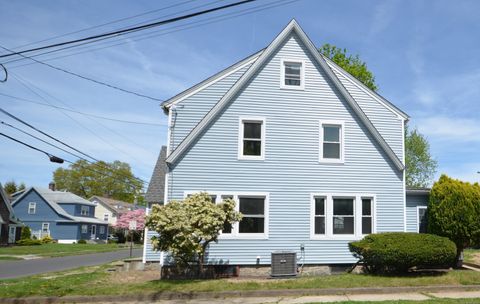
[[0, 184, 22, 245], [11, 185, 107, 243], [143, 20, 430, 265]]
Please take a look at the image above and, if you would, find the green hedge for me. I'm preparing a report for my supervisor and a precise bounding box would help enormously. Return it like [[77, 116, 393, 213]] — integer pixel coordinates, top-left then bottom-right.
[[349, 233, 456, 273], [16, 239, 42, 246]]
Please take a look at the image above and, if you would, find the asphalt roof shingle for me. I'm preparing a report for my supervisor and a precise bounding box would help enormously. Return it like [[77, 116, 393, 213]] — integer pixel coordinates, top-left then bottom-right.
[[145, 146, 167, 204]]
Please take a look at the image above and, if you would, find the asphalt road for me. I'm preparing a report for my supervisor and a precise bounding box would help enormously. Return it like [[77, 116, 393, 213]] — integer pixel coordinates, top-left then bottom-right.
[[0, 248, 142, 279]]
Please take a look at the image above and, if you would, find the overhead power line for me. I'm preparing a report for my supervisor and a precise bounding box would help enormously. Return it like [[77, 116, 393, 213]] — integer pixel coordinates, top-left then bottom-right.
[[0, 92, 165, 126], [0, 45, 164, 103], [6, 0, 298, 70], [9, 0, 198, 50], [0, 132, 147, 187], [0, 0, 256, 59]]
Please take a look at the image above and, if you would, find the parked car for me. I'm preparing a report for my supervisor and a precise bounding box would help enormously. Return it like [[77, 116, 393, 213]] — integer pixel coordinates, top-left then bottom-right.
[[108, 234, 119, 242]]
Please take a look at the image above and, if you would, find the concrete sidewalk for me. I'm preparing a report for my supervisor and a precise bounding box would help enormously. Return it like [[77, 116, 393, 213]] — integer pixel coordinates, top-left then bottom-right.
[[4, 286, 480, 304]]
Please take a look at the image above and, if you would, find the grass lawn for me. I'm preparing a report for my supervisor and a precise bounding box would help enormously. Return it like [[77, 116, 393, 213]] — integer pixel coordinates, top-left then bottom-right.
[[0, 256, 22, 261], [325, 300, 480, 304], [464, 248, 480, 264], [1, 265, 480, 298], [0, 243, 137, 258]]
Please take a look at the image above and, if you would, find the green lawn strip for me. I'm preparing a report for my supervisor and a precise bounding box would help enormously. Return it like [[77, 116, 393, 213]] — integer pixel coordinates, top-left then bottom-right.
[[0, 243, 136, 258], [0, 256, 22, 261], [464, 249, 479, 264], [2, 268, 480, 298], [310, 300, 480, 304]]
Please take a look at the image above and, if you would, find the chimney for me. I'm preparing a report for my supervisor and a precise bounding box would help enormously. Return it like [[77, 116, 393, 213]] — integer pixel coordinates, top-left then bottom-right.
[[48, 182, 56, 191]]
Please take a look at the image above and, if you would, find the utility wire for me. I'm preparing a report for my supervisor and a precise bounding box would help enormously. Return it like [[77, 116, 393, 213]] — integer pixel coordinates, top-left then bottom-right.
[[11, 73, 155, 168], [0, 92, 165, 126], [7, 0, 297, 70], [3, 0, 225, 66], [0, 45, 163, 103], [9, 0, 198, 50], [0, 132, 147, 188], [0, 116, 149, 185], [0, 0, 256, 59]]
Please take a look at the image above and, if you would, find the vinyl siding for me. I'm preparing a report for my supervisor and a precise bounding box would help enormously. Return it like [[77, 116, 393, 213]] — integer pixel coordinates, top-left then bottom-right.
[[406, 194, 429, 233], [148, 33, 404, 264], [171, 63, 254, 150]]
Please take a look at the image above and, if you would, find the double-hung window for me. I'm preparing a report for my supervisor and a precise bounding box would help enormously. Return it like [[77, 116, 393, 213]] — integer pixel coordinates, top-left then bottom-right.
[[313, 197, 326, 235], [42, 223, 49, 234], [80, 206, 89, 216], [281, 59, 304, 89], [239, 197, 265, 234], [238, 117, 265, 160], [333, 198, 354, 235], [103, 213, 109, 221], [28, 202, 36, 214], [184, 192, 269, 239], [418, 207, 428, 233], [319, 121, 344, 163], [81, 224, 88, 234], [311, 194, 375, 239], [362, 199, 373, 234]]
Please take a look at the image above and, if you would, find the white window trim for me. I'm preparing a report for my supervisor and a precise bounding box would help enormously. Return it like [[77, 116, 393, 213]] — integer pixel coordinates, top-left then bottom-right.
[[280, 58, 305, 90], [417, 206, 428, 233], [103, 213, 109, 221], [100, 225, 105, 234], [310, 193, 376, 240], [28, 202, 36, 214], [81, 224, 88, 234], [184, 191, 269, 240], [41, 222, 49, 233], [238, 116, 266, 160], [319, 120, 345, 164], [80, 206, 89, 216]]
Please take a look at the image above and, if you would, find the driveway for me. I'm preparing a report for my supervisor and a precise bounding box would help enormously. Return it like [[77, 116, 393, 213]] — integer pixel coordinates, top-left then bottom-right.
[[0, 248, 142, 279]]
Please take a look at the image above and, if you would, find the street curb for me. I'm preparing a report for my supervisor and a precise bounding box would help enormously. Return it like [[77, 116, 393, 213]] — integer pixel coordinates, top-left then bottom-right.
[[2, 285, 480, 303]]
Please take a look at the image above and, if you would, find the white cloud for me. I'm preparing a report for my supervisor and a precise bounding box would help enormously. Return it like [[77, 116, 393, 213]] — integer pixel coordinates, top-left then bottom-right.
[[416, 116, 480, 143]]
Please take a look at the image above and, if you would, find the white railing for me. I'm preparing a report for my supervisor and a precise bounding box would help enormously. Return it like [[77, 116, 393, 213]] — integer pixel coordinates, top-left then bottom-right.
[[32, 230, 50, 239]]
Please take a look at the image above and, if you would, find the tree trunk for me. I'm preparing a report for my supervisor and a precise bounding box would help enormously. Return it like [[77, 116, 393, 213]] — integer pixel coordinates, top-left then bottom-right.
[[454, 247, 464, 268]]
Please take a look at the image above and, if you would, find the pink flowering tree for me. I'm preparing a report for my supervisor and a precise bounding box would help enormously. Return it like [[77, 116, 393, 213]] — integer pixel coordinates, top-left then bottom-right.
[[115, 209, 146, 231]]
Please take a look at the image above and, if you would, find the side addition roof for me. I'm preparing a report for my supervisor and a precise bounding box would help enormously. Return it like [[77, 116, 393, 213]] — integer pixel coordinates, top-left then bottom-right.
[[145, 145, 167, 204], [165, 19, 405, 171]]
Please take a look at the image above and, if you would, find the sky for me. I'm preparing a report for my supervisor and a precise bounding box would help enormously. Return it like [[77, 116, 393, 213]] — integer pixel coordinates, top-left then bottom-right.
[[1, 0, 479, 190]]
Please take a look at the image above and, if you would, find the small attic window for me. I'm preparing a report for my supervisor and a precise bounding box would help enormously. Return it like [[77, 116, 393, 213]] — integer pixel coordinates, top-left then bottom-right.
[[281, 59, 304, 90]]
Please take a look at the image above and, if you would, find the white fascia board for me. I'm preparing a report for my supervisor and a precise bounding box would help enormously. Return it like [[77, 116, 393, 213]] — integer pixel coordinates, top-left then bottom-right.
[[162, 51, 262, 110]]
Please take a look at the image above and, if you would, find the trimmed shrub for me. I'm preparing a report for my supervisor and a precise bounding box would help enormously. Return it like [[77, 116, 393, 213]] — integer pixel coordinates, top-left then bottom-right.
[[349, 232, 456, 273], [20, 226, 31, 240], [77, 239, 87, 244], [40, 235, 54, 244], [16, 239, 42, 246]]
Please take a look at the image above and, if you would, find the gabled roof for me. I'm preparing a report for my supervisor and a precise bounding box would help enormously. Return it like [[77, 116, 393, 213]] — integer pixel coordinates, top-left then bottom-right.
[[145, 146, 167, 204], [165, 19, 405, 171], [0, 183, 17, 222], [88, 195, 139, 214], [12, 187, 105, 224], [161, 50, 263, 110]]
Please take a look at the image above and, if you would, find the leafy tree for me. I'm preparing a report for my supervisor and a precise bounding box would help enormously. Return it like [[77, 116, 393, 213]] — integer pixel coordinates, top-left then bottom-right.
[[428, 175, 480, 266], [21, 226, 31, 240], [3, 180, 26, 194], [115, 209, 145, 231], [319, 43, 378, 91], [405, 125, 437, 188], [53, 160, 143, 203], [146, 192, 242, 273]]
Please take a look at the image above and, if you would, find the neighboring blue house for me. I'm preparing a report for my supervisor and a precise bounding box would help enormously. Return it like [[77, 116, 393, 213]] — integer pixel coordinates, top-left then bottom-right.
[[143, 20, 429, 265], [12, 185, 108, 243]]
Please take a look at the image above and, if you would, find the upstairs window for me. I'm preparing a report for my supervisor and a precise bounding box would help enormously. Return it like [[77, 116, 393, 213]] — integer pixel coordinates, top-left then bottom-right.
[[320, 121, 344, 163], [80, 206, 89, 216], [103, 213, 109, 221], [238, 117, 265, 160], [281, 59, 304, 89], [28, 202, 36, 214]]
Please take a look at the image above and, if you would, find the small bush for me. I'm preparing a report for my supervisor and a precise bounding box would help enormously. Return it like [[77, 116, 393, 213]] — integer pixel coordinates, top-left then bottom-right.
[[40, 235, 54, 244], [20, 226, 31, 240], [16, 239, 42, 246], [77, 239, 87, 244], [107, 239, 117, 244], [349, 232, 456, 274]]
